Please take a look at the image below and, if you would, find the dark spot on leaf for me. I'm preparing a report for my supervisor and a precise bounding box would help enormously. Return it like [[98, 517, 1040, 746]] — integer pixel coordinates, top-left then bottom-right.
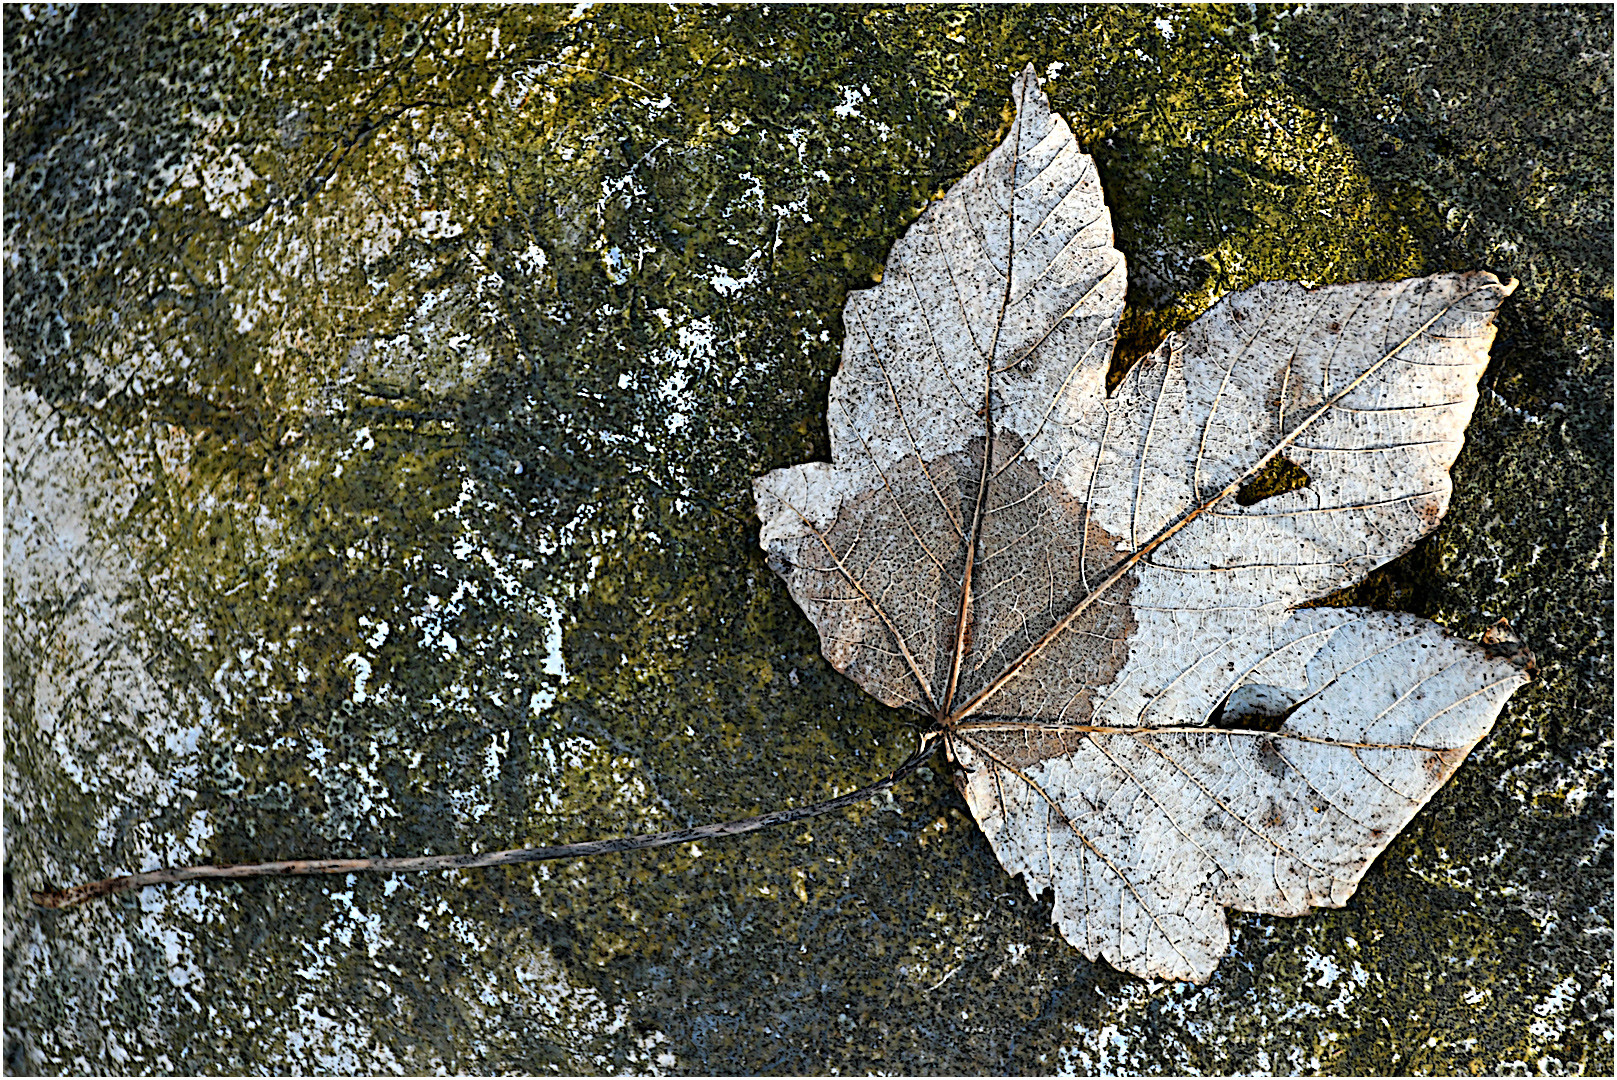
[[1256, 738, 1289, 778], [1262, 797, 1287, 827]]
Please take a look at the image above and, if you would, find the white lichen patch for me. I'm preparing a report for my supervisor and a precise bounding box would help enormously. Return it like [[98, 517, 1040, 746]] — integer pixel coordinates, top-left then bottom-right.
[[1528, 975, 1581, 1041], [357, 283, 498, 397], [6, 381, 211, 832], [831, 84, 868, 119], [157, 141, 265, 220], [437, 932, 677, 1074], [528, 596, 570, 713]]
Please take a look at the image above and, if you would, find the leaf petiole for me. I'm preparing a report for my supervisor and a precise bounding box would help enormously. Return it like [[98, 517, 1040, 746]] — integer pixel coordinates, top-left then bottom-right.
[[31, 733, 942, 910]]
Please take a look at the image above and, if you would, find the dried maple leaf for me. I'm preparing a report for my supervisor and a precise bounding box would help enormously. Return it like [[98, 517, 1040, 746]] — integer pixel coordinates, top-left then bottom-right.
[[753, 67, 1532, 983]]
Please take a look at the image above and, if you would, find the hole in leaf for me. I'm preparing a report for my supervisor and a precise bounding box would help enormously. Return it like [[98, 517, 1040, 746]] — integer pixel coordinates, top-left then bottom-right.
[[1106, 306, 1182, 393], [1237, 456, 1310, 506], [1208, 686, 1298, 733], [1218, 708, 1291, 734]]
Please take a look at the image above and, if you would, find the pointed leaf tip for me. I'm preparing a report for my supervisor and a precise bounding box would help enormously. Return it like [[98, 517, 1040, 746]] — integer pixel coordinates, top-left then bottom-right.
[[1010, 62, 1046, 110]]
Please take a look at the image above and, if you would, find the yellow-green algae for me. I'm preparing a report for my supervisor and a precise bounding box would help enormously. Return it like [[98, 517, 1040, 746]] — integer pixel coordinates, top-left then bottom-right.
[[5, 4, 1610, 1074]]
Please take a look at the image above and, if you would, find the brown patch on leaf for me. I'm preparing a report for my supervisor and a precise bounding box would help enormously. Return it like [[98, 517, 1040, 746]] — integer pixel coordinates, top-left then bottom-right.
[[952, 430, 1138, 722], [768, 429, 1138, 724], [1413, 492, 1447, 529], [958, 726, 1088, 772]]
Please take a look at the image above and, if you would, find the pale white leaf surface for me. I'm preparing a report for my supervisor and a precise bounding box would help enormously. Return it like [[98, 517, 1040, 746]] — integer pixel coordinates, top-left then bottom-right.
[[753, 67, 1530, 982]]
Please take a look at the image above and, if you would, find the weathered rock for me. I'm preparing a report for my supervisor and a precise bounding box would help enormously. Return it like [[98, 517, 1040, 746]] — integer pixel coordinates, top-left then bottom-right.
[[5, 5, 1609, 1074]]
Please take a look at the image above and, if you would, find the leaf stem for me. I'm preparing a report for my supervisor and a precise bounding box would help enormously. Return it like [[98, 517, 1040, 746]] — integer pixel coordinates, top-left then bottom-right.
[[31, 734, 942, 910]]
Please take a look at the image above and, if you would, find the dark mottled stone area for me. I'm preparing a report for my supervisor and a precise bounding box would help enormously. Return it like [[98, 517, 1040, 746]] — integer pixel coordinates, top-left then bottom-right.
[[5, 5, 1609, 1074]]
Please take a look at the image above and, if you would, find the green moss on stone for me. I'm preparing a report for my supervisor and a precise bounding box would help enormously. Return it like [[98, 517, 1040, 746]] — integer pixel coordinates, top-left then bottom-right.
[[5, 4, 1609, 1075]]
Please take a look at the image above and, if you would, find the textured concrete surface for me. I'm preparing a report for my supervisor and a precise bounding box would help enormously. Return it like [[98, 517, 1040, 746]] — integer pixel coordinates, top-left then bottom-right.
[[5, 5, 1610, 1074]]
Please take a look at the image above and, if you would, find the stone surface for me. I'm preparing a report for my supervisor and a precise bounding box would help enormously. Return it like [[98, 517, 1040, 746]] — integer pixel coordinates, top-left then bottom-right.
[[4, 5, 1610, 1074]]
